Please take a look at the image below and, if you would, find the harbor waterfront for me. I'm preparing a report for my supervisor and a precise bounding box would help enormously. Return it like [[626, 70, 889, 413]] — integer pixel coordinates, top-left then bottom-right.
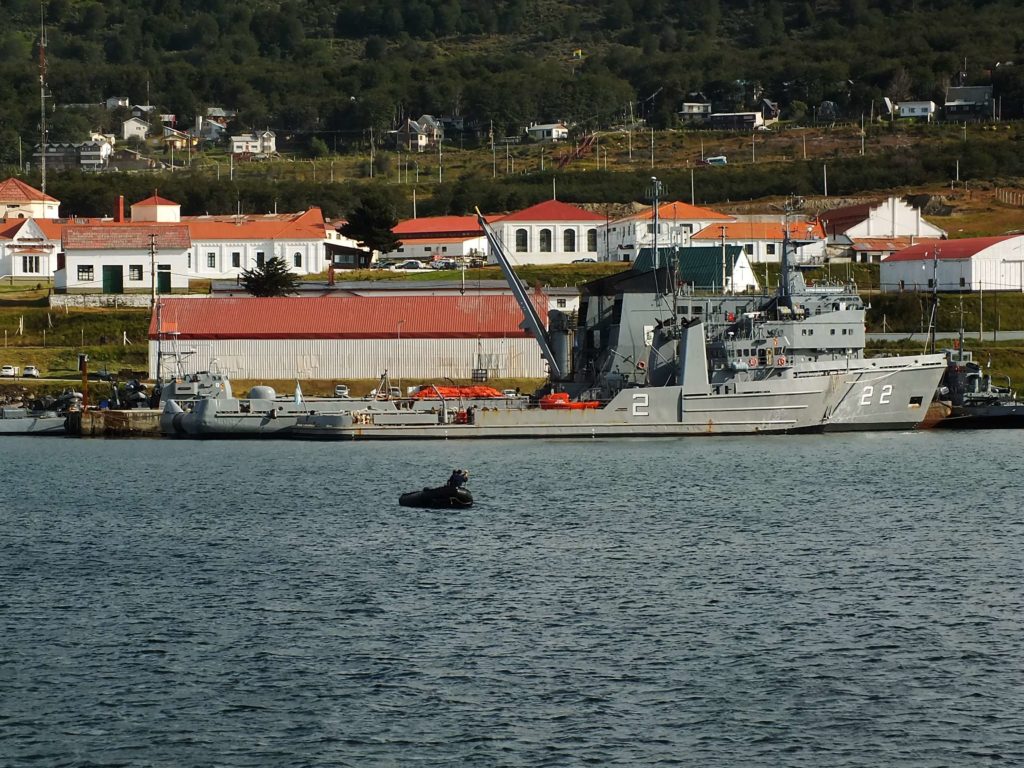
[[2, 433, 1022, 767]]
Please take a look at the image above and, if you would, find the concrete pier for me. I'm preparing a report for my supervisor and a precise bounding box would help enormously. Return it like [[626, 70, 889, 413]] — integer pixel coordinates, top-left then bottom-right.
[[68, 409, 164, 438]]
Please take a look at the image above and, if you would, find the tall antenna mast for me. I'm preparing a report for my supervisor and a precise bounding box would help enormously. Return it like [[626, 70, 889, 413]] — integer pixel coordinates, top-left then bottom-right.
[[39, 3, 48, 193]]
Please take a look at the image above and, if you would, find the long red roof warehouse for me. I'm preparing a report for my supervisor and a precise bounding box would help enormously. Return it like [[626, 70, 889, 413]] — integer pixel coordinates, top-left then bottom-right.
[[149, 295, 546, 340], [884, 236, 1014, 261]]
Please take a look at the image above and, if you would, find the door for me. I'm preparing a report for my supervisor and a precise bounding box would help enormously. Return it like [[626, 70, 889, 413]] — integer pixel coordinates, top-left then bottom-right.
[[157, 266, 171, 294], [102, 265, 124, 294]]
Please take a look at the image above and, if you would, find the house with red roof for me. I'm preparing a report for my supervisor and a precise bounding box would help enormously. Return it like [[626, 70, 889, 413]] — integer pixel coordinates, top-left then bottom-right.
[[0, 218, 62, 283], [382, 215, 489, 264], [692, 217, 828, 265], [0, 177, 60, 220], [55, 222, 192, 294], [880, 235, 1024, 293], [600, 201, 732, 262], [491, 199, 604, 265], [147, 295, 550, 380]]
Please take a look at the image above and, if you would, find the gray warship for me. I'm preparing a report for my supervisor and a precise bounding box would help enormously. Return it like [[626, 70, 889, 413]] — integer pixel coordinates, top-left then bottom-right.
[[276, 200, 946, 440]]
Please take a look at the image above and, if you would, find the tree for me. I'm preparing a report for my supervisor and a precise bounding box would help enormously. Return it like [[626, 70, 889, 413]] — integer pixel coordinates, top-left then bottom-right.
[[240, 257, 300, 296], [340, 190, 401, 256]]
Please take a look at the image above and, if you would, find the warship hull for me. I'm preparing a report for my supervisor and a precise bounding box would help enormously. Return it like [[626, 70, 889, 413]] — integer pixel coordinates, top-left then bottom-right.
[[282, 357, 944, 440]]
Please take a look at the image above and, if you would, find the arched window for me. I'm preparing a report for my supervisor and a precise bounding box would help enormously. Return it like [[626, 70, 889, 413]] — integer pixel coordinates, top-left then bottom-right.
[[293, 251, 302, 268], [586, 228, 597, 252], [515, 228, 528, 252], [563, 230, 576, 252], [539, 229, 552, 252]]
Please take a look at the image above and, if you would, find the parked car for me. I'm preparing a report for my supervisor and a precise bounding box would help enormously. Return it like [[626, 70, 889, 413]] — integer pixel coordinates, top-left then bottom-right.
[[572, 257, 597, 263], [23, 365, 40, 378], [334, 384, 350, 398], [431, 258, 461, 270], [391, 259, 427, 270], [0, 364, 17, 377]]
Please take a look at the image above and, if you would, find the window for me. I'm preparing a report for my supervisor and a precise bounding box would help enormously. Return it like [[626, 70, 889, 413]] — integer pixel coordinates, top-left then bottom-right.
[[397, 247, 405, 253], [587, 229, 597, 252], [927, 278, 934, 289], [129, 265, 143, 281], [77, 265, 94, 282], [539, 229, 552, 252], [441, 247, 447, 253], [515, 229, 528, 252], [294, 252, 302, 268], [646, 223, 654, 234], [744, 243, 754, 255], [21, 255, 40, 273], [959, 277, 966, 287], [766, 244, 776, 256], [556, 299, 567, 308], [256, 251, 266, 267], [207, 253, 216, 268], [564, 230, 576, 252], [187, 253, 191, 269], [232, 252, 240, 268]]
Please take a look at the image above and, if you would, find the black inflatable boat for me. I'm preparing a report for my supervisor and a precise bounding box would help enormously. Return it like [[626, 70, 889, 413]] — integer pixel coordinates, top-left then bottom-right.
[[399, 485, 474, 509]]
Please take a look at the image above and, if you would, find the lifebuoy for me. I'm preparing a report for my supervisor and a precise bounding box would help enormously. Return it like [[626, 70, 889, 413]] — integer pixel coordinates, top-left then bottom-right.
[[748, 357, 758, 367], [777, 355, 787, 365], [636, 360, 647, 370]]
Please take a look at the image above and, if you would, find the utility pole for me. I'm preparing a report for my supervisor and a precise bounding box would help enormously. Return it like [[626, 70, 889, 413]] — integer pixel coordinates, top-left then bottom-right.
[[650, 127, 654, 169], [149, 233, 158, 306], [437, 137, 442, 183]]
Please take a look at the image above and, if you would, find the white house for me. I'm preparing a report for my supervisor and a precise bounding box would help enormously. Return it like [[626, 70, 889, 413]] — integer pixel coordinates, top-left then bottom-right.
[[525, 123, 569, 142], [881, 235, 1024, 293], [0, 177, 60, 219], [819, 196, 947, 262], [0, 217, 62, 282], [601, 201, 733, 262], [492, 199, 604, 265], [384, 215, 489, 263], [128, 193, 328, 278], [230, 130, 276, 156], [122, 117, 150, 142], [55, 223, 192, 294], [691, 218, 828, 265]]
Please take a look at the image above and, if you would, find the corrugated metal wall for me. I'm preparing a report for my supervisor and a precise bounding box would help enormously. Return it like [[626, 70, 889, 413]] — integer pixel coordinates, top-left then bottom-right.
[[149, 338, 549, 380]]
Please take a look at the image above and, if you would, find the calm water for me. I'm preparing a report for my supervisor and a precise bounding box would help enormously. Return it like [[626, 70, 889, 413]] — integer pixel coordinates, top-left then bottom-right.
[[2, 432, 1022, 767]]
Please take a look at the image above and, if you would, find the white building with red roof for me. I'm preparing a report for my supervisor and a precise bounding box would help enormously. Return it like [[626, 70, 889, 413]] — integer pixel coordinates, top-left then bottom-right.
[[0, 177, 60, 219], [880, 235, 1024, 293], [147, 295, 550, 380], [56, 223, 192, 294], [491, 199, 604, 265], [384, 215, 489, 264], [128, 194, 328, 279], [600, 201, 733, 262], [691, 218, 828, 265], [819, 196, 946, 263], [0, 218, 62, 282]]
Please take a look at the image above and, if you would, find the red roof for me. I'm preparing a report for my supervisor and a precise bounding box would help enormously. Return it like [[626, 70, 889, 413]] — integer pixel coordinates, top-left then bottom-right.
[[497, 199, 605, 222], [183, 208, 326, 240], [148, 295, 545, 340], [0, 177, 59, 203], [0, 217, 63, 240], [693, 220, 826, 240], [818, 202, 875, 236], [393, 215, 483, 236], [851, 237, 941, 253], [883, 236, 1015, 262], [64, 223, 191, 250], [132, 194, 180, 208], [629, 201, 732, 222]]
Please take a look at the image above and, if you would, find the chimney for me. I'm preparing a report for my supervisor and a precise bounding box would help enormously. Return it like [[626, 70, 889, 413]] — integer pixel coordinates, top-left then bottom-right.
[[115, 195, 124, 223]]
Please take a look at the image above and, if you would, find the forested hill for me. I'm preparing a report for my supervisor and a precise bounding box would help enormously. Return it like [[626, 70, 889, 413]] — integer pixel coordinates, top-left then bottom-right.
[[2, 0, 1024, 161]]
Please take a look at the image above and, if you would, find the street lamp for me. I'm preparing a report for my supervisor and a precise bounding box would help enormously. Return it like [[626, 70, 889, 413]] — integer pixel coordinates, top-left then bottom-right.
[[397, 319, 406, 394]]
